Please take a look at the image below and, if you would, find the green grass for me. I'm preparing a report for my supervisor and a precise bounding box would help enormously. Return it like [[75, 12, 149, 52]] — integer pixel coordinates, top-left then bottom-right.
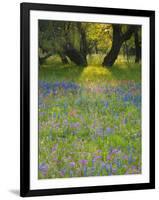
[[40, 54, 141, 83]]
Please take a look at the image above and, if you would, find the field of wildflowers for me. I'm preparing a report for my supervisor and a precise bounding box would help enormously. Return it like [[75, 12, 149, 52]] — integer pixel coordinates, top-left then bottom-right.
[[38, 56, 141, 179]]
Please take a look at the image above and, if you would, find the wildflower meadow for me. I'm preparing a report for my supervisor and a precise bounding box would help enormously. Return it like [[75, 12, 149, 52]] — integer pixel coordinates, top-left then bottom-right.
[[38, 21, 142, 179]]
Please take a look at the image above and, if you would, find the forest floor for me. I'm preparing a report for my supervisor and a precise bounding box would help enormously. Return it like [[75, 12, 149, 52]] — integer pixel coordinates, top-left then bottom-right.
[[38, 55, 142, 179]]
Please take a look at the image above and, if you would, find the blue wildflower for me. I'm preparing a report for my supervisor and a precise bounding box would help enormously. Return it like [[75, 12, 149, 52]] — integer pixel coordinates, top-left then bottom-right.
[[69, 162, 75, 167], [39, 163, 48, 176]]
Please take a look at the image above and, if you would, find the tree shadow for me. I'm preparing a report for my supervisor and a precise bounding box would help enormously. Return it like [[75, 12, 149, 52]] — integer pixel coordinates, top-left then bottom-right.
[[39, 60, 84, 83]]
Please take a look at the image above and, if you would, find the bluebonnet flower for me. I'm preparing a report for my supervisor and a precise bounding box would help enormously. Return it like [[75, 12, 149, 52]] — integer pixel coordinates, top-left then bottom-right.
[[106, 153, 111, 161], [69, 170, 73, 177], [131, 165, 136, 170], [112, 167, 117, 174], [115, 158, 122, 168], [69, 162, 75, 167], [111, 148, 121, 154], [70, 122, 80, 128], [39, 163, 48, 176], [92, 155, 102, 162], [60, 168, 66, 176], [83, 166, 87, 176], [104, 101, 109, 108], [128, 154, 133, 164], [106, 127, 112, 134], [39, 80, 80, 96], [123, 155, 128, 160], [105, 163, 112, 175], [51, 144, 58, 152], [91, 166, 95, 175]]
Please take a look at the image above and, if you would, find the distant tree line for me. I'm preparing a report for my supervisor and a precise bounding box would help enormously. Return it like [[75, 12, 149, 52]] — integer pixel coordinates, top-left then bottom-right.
[[39, 20, 141, 67]]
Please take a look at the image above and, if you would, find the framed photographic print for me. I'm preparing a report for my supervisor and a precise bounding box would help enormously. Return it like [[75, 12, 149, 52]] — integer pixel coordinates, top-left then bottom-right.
[[20, 2, 155, 197]]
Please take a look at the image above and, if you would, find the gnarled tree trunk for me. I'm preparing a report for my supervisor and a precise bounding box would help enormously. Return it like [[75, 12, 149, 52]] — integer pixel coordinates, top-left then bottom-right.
[[39, 52, 52, 65], [102, 25, 136, 67], [63, 43, 87, 66]]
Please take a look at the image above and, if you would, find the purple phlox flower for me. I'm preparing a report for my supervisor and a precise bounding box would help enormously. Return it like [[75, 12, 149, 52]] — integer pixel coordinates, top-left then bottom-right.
[[111, 148, 121, 154], [39, 163, 48, 176], [79, 159, 88, 166], [60, 168, 66, 176], [52, 157, 58, 161], [70, 122, 80, 128], [93, 155, 102, 162], [101, 162, 106, 168], [69, 161, 75, 167], [96, 155, 102, 159], [123, 155, 128, 160], [131, 165, 137, 170], [106, 153, 112, 161], [112, 167, 117, 174], [51, 144, 58, 152]]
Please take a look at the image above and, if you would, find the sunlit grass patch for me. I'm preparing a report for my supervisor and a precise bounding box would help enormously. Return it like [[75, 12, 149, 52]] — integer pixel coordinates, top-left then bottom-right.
[[79, 66, 111, 82]]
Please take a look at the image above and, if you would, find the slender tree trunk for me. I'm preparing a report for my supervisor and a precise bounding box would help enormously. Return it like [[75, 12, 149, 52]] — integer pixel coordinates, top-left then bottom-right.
[[77, 23, 88, 66], [95, 41, 98, 54], [134, 29, 141, 63], [62, 22, 87, 66], [124, 41, 130, 63], [102, 25, 135, 67]]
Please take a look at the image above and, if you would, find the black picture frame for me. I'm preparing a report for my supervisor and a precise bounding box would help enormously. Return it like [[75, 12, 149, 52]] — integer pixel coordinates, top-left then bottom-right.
[[20, 2, 155, 197]]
